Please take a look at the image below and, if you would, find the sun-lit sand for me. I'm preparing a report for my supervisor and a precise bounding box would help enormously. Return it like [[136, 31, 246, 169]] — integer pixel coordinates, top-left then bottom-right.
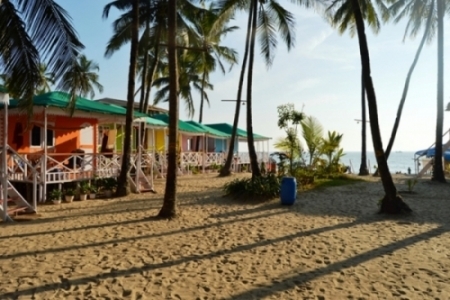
[[0, 173, 449, 299]]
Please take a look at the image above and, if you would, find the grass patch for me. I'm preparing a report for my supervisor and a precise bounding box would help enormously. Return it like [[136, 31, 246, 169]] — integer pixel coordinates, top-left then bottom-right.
[[302, 175, 364, 191]]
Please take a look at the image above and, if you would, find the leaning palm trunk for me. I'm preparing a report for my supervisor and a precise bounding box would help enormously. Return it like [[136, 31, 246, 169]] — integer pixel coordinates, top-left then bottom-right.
[[143, 29, 161, 114], [116, 0, 139, 196], [139, 52, 149, 112], [351, 0, 411, 213], [385, 0, 435, 160], [158, 0, 179, 218], [196, 67, 207, 151], [246, 0, 261, 179], [219, 1, 254, 177], [432, 0, 446, 182]]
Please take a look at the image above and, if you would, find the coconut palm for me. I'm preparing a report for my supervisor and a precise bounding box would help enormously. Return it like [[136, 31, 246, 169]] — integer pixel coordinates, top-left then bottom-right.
[[0, 0, 83, 112], [383, 0, 435, 161], [108, 0, 140, 196], [153, 51, 214, 118], [389, 0, 446, 182], [350, 0, 411, 213], [326, 0, 390, 176], [158, 0, 179, 219], [218, 0, 298, 178], [190, 4, 239, 125], [61, 54, 104, 111], [36, 63, 55, 94]]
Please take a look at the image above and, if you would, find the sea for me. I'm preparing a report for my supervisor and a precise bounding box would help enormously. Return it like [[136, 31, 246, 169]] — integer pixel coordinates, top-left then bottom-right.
[[343, 151, 417, 175]]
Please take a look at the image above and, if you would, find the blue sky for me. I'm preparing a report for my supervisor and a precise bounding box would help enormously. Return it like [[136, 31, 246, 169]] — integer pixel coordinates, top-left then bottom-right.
[[57, 0, 450, 152]]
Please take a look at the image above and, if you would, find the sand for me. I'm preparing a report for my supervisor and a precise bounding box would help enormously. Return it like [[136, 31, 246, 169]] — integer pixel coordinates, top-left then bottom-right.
[[0, 173, 449, 300]]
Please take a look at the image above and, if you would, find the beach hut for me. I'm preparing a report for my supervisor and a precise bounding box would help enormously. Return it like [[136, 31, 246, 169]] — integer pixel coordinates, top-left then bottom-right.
[[0, 91, 165, 206], [204, 123, 271, 166]]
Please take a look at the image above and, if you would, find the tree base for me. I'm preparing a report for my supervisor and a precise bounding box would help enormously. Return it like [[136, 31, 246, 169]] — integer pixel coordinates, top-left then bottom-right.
[[157, 207, 178, 219], [115, 185, 130, 197], [379, 194, 412, 214], [219, 168, 232, 177]]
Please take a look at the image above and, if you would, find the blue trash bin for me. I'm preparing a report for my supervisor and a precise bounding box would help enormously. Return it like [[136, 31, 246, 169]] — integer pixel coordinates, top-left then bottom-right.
[[280, 177, 297, 205]]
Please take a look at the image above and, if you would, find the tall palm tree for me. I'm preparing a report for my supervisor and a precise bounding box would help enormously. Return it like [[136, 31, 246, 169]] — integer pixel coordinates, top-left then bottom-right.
[[383, 0, 435, 160], [351, 0, 411, 213], [326, 0, 390, 176], [0, 0, 83, 113], [190, 4, 238, 125], [152, 52, 213, 118], [389, 0, 446, 182], [115, 0, 139, 196], [218, 0, 297, 178], [158, 0, 179, 219], [61, 54, 104, 111]]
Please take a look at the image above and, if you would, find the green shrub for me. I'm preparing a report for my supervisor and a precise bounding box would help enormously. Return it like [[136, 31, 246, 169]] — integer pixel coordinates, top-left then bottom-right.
[[223, 173, 281, 201]]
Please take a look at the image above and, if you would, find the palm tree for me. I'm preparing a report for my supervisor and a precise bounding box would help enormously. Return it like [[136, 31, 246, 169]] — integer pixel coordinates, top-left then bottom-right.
[[383, 0, 435, 160], [152, 52, 213, 118], [158, 0, 179, 219], [191, 4, 239, 125], [350, 0, 411, 213], [218, 0, 297, 178], [326, 0, 389, 176], [115, 0, 140, 196], [0, 0, 83, 113], [389, 0, 446, 182], [61, 54, 104, 111], [301, 115, 324, 167], [36, 63, 55, 94]]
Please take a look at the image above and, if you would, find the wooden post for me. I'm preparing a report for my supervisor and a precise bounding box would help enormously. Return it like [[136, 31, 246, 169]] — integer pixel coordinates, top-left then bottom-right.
[[1, 91, 9, 221], [43, 107, 48, 202]]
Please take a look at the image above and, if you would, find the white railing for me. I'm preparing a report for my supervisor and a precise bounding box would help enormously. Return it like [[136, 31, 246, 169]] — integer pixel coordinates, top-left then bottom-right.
[[6, 149, 271, 184]]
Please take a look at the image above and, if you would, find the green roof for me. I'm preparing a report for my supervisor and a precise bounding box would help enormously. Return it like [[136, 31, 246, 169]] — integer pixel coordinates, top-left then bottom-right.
[[151, 114, 206, 135], [185, 121, 231, 138], [6, 91, 149, 118], [205, 123, 270, 141], [134, 116, 168, 128]]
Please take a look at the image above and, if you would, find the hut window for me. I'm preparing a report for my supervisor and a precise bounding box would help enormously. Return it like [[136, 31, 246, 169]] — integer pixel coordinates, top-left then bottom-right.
[[30, 125, 55, 147]]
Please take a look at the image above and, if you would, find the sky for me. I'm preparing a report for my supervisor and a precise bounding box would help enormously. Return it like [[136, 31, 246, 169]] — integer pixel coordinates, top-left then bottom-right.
[[55, 0, 450, 152]]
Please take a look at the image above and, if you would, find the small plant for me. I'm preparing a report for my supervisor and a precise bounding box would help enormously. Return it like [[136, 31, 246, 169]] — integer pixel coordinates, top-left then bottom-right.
[[89, 184, 98, 194], [103, 177, 117, 191], [241, 165, 248, 172], [223, 173, 281, 201], [64, 188, 75, 196], [79, 182, 90, 194], [48, 189, 62, 201], [406, 178, 418, 192]]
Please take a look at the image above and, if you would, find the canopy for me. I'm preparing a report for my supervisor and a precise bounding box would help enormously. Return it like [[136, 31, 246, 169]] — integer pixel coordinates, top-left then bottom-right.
[[415, 147, 450, 161], [6, 91, 148, 118], [185, 120, 230, 138], [151, 114, 206, 135], [205, 123, 270, 141]]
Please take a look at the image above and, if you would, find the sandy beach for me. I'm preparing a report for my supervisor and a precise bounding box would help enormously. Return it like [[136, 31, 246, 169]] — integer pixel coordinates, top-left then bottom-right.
[[0, 173, 449, 299]]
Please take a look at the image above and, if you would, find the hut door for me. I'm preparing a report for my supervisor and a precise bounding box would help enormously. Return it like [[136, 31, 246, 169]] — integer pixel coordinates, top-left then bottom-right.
[[80, 123, 94, 153]]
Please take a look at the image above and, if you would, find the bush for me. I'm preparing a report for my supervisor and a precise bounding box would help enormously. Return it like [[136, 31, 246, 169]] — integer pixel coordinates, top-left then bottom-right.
[[223, 173, 281, 201]]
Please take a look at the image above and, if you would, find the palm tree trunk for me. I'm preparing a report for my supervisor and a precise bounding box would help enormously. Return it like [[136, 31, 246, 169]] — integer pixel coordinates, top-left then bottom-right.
[[139, 23, 150, 113], [432, 0, 446, 182], [143, 29, 161, 114], [359, 71, 369, 175], [158, 0, 179, 218], [196, 68, 207, 151], [385, 0, 435, 160], [351, 0, 411, 214], [219, 1, 254, 177], [246, 0, 261, 179], [116, 0, 139, 197]]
